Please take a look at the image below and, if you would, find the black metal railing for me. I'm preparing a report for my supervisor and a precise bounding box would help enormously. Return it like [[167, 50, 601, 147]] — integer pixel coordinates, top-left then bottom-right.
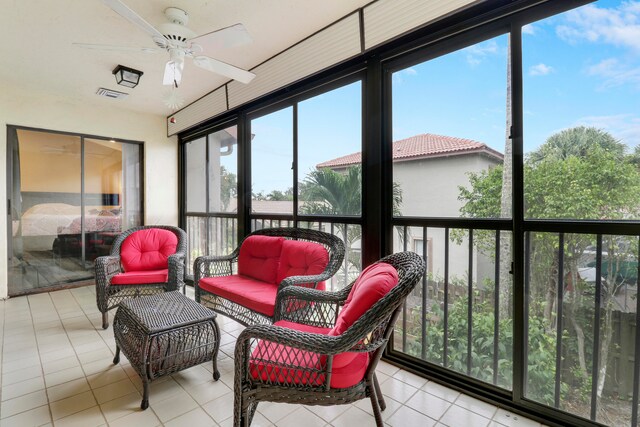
[[390, 215, 640, 426], [391, 220, 513, 391], [185, 214, 238, 275], [524, 229, 640, 426]]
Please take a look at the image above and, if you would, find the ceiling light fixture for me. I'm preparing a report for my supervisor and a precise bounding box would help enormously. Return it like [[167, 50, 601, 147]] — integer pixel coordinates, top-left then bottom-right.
[[112, 65, 143, 88], [163, 87, 184, 111]]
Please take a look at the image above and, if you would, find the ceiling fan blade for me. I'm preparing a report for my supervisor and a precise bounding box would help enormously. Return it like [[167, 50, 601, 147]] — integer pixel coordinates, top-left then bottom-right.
[[73, 43, 159, 54], [192, 55, 256, 84], [189, 23, 252, 52], [163, 60, 184, 86], [100, 0, 166, 40]]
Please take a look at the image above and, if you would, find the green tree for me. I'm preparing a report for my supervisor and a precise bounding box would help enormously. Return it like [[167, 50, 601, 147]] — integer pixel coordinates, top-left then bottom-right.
[[266, 188, 293, 201], [252, 188, 294, 201], [300, 166, 362, 215], [220, 166, 237, 211], [299, 165, 403, 284], [527, 126, 625, 165], [458, 126, 640, 409], [300, 165, 403, 216]]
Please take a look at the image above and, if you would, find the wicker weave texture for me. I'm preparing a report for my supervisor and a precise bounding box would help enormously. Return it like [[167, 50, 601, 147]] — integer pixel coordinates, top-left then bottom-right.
[[112, 291, 221, 408], [95, 225, 188, 329], [118, 291, 217, 333], [233, 251, 425, 427], [194, 227, 346, 326], [198, 293, 272, 326]]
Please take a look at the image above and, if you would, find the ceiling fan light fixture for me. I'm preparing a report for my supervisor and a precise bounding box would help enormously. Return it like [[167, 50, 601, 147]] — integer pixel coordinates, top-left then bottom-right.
[[93, 0, 256, 98], [112, 64, 143, 88]]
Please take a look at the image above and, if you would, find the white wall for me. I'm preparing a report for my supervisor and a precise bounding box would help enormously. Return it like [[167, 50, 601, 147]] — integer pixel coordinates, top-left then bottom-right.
[[0, 87, 177, 299], [393, 154, 501, 286], [394, 154, 496, 217]]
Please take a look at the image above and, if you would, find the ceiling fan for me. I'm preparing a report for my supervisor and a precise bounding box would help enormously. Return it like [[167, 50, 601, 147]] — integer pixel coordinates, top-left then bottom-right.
[[76, 0, 256, 87]]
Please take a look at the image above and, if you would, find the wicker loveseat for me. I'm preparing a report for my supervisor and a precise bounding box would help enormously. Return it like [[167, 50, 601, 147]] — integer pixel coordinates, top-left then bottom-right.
[[233, 251, 425, 427], [194, 227, 345, 326]]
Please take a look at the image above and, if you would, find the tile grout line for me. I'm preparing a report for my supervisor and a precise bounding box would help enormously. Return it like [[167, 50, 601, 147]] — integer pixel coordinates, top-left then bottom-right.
[[37, 292, 60, 426], [2, 288, 544, 427], [0, 293, 52, 423], [49, 290, 108, 424], [0, 298, 4, 405], [67, 287, 155, 425], [81, 286, 189, 425]]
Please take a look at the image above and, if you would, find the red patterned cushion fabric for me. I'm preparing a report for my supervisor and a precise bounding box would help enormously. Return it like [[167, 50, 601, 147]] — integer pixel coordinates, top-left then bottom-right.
[[110, 269, 168, 285], [120, 228, 178, 272], [249, 320, 369, 388], [199, 275, 278, 317], [329, 262, 399, 336], [237, 236, 285, 284], [276, 240, 329, 290]]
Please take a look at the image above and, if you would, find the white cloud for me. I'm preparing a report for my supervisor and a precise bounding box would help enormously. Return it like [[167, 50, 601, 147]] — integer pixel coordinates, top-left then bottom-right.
[[587, 58, 640, 89], [522, 24, 537, 35], [529, 63, 554, 76], [392, 67, 418, 84], [573, 114, 640, 146], [556, 2, 640, 51], [463, 40, 500, 66]]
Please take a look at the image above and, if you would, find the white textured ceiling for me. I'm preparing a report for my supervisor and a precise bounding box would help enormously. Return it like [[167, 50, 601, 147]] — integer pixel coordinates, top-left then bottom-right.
[[2, 0, 371, 117]]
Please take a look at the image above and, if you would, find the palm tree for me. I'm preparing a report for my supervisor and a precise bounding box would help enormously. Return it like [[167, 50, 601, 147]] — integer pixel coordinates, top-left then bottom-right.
[[300, 165, 403, 216], [499, 37, 513, 317], [527, 126, 625, 164], [299, 165, 403, 286]]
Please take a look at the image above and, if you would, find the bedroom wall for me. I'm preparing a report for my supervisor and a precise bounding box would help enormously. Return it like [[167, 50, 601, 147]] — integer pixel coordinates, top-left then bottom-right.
[[0, 86, 178, 299], [19, 132, 83, 193], [18, 132, 124, 195]]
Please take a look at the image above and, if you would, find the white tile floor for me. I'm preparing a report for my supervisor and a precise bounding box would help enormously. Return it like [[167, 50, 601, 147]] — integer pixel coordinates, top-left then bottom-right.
[[0, 286, 546, 427]]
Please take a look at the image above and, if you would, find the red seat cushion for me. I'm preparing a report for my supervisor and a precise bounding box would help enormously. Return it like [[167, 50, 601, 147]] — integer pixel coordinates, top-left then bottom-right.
[[249, 320, 369, 389], [238, 236, 285, 284], [276, 240, 329, 290], [199, 275, 278, 317], [120, 229, 178, 272], [111, 269, 168, 285], [329, 262, 399, 336]]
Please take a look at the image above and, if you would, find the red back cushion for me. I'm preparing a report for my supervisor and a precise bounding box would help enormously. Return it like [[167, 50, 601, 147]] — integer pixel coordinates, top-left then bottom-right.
[[238, 235, 285, 284], [329, 262, 399, 336], [276, 240, 329, 288], [120, 228, 178, 272]]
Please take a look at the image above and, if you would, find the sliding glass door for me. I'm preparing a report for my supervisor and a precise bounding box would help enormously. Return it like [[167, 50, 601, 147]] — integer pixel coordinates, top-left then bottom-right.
[[183, 124, 239, 275], [6, 127, 143, 296]]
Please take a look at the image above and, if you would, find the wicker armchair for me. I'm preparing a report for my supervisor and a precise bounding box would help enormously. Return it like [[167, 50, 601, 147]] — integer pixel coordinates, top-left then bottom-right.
[[95, 225, 187, 329], [194, 227, 345, 326], [233, 251, 425, 427]]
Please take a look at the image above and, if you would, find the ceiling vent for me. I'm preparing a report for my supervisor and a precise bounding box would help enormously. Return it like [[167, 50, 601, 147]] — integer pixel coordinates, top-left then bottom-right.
[[96, 87, 129, 99]]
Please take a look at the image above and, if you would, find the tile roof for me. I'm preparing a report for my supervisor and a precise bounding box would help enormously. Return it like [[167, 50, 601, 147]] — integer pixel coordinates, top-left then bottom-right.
[[316, 133, 503, 168]]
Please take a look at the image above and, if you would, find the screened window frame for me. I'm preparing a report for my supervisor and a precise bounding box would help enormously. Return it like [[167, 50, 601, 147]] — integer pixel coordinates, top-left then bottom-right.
[[175, 1, 632, 426], [245, 71, 366, 227]]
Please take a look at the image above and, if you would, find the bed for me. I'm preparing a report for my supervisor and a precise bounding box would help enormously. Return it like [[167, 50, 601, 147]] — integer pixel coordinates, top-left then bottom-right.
[[19, 203, 122, 256], [20, 203, 121, 237]]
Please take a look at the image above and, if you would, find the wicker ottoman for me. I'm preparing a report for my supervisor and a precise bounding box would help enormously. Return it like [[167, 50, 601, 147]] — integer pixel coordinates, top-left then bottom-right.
[[112, 291, 220, 409]]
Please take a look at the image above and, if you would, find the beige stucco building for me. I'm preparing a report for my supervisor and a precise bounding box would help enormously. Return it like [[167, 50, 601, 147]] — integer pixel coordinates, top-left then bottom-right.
[[319, 133, 504, 287]]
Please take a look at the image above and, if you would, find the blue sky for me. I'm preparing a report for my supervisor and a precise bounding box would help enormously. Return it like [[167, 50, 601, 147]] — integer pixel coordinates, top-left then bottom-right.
[[251, 83, 361, 194], [394, 0, 640, 154], [249, 0, 640, 194]]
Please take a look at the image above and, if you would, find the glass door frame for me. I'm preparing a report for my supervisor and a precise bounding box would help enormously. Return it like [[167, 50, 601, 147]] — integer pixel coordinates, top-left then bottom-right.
[[5, 124, 145, 296]]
